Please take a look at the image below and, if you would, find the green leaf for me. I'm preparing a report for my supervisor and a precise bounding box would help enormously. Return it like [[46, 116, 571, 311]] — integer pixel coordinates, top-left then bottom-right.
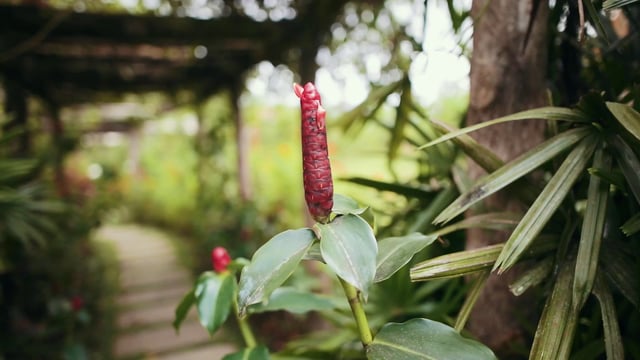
[[419, 107, 587, 149], [248, 287, 335, 314], [411, 238, 556, 282], [195, 272, 236, 335], [302, 242, 323, 262], [603, 0, 640, 9], [530, 259, 579, 359], [427, 118, 503, 173], [435, 127, 591, 224], [455, 271, 490, 332], [367, 318, 497, 360], [434, 212, 521, 236], [389, 81, 412, 162], [238, 229, 316, 314], [600, 244, 640, 307], [621, 213, 640, 236], [222, 345, 270, 360], [173, 289, 196, 332], [509, 256, 553, 296], [494, 136, 599, 272], [607, 102, 640, 141], [318, 214, 377, 297], [332, 193, 368, 215], [610, 135, 640, 204], [407, 186, 458, 233], [573, 147, 611, 311], [374, 233, 438, 283], [592, 274, 625, 360], [583, 0, 610, 44], [411, 245, 502, 281], [342, 177, 435, 199]]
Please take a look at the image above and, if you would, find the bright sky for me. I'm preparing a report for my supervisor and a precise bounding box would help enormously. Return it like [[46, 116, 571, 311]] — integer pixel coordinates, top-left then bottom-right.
[[245, 0, 472, 108]]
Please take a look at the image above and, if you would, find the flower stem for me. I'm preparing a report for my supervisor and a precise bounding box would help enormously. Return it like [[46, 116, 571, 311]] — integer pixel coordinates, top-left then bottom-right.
[[233, 297, 257, 348], [339, 277, 373, 347]]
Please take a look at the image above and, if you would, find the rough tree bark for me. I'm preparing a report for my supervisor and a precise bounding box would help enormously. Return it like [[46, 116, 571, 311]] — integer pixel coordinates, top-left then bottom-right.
[[466, 0, 548, 356]]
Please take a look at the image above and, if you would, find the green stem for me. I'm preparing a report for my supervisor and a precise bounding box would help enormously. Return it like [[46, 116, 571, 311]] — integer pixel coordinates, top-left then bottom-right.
[[233, 297, 257, 348], [339, 277, 373, 347]]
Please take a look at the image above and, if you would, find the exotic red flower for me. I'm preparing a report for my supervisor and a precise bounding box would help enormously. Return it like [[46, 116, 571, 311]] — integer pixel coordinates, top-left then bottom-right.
[[294, 82, 333, 223], [211, 247, 231, 273], [70, 296, 84, 311]]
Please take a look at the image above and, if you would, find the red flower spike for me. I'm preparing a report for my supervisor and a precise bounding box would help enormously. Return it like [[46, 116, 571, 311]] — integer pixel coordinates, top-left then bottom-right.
[[211, 247, 232, 273], [70, 296, 84, 311], [294, 82, 334, 223]]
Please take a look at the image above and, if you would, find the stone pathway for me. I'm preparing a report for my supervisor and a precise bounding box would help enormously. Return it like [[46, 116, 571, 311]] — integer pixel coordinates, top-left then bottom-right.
[[96, 225, 236, 360]]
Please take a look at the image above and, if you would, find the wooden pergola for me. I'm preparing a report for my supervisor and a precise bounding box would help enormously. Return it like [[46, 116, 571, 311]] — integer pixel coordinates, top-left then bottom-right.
[[0, 1, 371, 198]]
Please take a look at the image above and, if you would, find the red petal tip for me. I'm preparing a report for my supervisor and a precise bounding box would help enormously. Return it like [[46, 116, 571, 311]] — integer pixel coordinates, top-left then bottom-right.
[[293, 83, 304, 98]]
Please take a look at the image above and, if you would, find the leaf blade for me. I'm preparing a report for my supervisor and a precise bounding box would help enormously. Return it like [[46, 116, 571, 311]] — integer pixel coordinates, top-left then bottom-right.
[[318, 214, 377, 297], [494, 136, 599, 272], [435, 127, 591, 224], [606, 102, 640, 141], [573, 146, 611, 310], [367, 318, 497, 360], [238, 229, 316, 314], [374, 233, 438, 283], [195, 272, 237, 335], [419, 107, 588, 149]]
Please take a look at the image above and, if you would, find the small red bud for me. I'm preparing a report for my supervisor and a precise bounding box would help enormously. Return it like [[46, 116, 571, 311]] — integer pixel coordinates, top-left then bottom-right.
[[70, 296, 84, 311], [211, 247, 232, 273]]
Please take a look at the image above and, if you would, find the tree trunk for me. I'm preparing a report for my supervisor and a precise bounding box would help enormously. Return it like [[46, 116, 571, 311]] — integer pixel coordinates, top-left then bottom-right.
[[466, 0, 548, 356]]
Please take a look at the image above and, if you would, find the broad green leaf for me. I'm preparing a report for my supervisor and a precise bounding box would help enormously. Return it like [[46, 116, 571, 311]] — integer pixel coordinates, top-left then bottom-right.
[[455, 271, 490, 332], [530, 259, 579, 360], [610, 135, 640, 204], [222, 345, 270, 360], [509, 256, 553, 296], [367, 318, 497, 360], [603, 0, 640, 9], [318, 214, 377, 297], [607, 102, 640, 141], [248, 287, 335, 314], [419, 107, 587, 149], [374, 233, 438, 283], [238, 229, 316, 314], [333, 193, 368, 215], [435, 127, 591, 224], [592, 274, 625, 360], [494, 136, 599, 272], [173, 289, 195, 331], [573, 147, 611, 311], [621, 213, 640, 236], [195, 272, 236, 335]]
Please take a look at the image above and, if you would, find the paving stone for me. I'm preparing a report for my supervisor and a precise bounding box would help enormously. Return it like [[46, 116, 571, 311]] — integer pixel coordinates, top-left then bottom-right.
[[114, 319, 215, 358], [160, 343, 237, 360], [98, 225, 233, 360], [118, 283, 192, 309]]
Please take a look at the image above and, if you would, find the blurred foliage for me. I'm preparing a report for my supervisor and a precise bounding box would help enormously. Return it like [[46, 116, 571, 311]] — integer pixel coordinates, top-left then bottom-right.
[[0, 114, 119, 358]]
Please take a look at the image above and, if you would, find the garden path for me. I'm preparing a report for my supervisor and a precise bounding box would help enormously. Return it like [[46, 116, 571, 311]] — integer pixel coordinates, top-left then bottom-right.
[[97, 225, 236, 360]]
